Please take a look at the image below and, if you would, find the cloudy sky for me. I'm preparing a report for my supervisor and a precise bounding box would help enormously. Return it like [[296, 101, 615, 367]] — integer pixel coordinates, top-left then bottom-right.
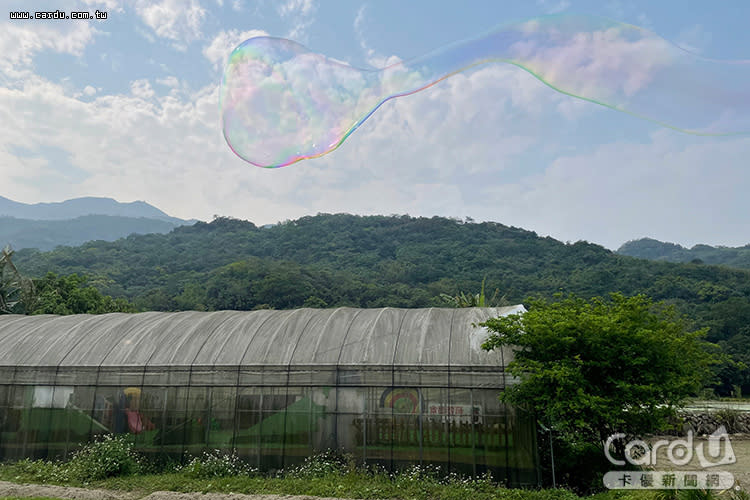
[[1, 0, 749, 250]]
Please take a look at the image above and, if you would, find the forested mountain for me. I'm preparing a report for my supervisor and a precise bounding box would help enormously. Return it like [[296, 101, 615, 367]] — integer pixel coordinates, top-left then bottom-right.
[[13, 214, 750, 310], [618, 237, 750, 269], [12, 213, 750, 394], [0, 215, 182, 251], [0, 195, 187, 223], [0, 196, 196, 250]]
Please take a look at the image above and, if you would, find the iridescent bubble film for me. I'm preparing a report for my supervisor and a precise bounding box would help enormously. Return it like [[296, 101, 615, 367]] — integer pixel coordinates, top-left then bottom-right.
[[220, 14, 750, 168]]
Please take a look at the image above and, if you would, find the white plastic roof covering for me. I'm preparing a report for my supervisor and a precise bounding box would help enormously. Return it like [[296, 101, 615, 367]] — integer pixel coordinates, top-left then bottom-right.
[[0, 307, 524, 368]]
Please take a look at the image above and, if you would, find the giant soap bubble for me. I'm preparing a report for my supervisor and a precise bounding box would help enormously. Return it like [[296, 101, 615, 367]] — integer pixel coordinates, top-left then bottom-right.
[[220, 14, 750, 168]]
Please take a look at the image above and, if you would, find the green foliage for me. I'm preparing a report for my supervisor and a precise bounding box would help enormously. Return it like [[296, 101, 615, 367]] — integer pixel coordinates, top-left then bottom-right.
[[482, 294, 715, 442], [65, 434, 141, 482], [0, 458, 69, 484], [713, 407, 741, 432], [676, 490, 720, 500], [0, 246, 35, 314], [441, 277, 509, 307], [282, 449, 355, 479], [29, 273, 135, 315], [481, 294, 717, 491], [0, 214, 180, 252], [1, 248, 134, 315], [0, 449, 588, 500], [1, 436, 140, 484], [14, 214, 750, 314], [8, 446, 734, 500], [9, 213, 750, 392], [619, 237, 750, 270], [183, 450, 257, 478]]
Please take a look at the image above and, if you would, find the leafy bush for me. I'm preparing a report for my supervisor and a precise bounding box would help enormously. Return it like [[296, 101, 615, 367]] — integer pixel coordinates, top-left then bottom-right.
[[66, 434, 140, 482], [678, 490, 720, 500], [183, 450, 257, 478], [0, 448, 622, 500], [137, 453, 183, 475], [1, 458, 69, 483], [282, 449, 355, 478]]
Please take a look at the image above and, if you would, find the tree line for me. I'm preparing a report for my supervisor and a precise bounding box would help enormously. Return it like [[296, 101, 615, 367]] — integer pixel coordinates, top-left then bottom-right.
[[4, 213, 750, 395]]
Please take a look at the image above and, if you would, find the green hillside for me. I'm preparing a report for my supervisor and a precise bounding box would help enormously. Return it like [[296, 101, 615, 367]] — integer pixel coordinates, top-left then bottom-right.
[[0, 215, 182, 251], [618, 237, 750, 269], [12, 213, 750, 394]]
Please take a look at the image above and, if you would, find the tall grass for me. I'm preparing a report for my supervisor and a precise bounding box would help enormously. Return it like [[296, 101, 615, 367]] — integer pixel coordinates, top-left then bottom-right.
[[0, 438, 742, 500]]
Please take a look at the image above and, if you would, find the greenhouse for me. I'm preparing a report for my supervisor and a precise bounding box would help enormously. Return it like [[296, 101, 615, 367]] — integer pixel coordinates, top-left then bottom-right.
[[0, 306, 538, 486]]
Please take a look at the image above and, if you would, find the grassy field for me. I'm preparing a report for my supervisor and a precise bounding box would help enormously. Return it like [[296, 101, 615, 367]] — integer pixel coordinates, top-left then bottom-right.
[[0, 436, 746, 500], [0, 467, 734, 500]]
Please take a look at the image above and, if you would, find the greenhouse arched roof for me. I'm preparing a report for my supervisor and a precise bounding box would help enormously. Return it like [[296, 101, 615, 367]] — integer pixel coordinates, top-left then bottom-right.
[[0, 307, 523, 369]]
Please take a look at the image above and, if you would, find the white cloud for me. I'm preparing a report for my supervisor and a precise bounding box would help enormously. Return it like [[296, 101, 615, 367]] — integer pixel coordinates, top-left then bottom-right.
[[277, 0, 317, 40], [134, 0, 207, 47], [2, 5, 745, 251], [478, 131, 750, 249], [354, 4, 368, 51], [0, 53, 555, 226], [511, 19, 674, 101], [203, 29, 268, 70], [81, 0, 124, 11], [352, 4, 396, 69], [278, 0, 315, 18], [3, 57, 746, 251], [156, 76, 179, 88], [257, 63, 565, 210], [0, 66, 319, 224], [135, 25, 157, 44], [130, 79, 155, 99], [353, 4, 379, 67], [0, 21, 99, 78]]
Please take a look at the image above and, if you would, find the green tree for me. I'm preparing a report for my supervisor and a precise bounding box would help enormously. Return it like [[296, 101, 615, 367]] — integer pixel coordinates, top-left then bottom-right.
[[0, 246, 35, 314], [440, 277, 508, 307], [30, 272, 135, 315], [480, 293, 716, 489]]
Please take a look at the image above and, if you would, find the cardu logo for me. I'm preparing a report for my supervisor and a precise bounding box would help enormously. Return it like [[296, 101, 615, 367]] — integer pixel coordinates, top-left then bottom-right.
[[602, 427, 736, 490]]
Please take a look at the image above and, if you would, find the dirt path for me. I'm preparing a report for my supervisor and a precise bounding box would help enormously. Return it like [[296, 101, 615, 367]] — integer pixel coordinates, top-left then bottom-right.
[[649, 435, 749, 489], [0, 481, 351, 500]]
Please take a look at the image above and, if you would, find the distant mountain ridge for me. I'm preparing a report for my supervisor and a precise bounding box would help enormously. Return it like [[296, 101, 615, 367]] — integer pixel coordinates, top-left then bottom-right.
[[0, 195, 190, 224], [0, 196, 198, 250], [0, 215, 185, 251], [617, 237, 750, 269]]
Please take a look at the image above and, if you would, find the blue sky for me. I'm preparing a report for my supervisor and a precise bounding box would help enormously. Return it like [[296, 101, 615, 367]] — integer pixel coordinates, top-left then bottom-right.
[[1, 0, 749, 249]]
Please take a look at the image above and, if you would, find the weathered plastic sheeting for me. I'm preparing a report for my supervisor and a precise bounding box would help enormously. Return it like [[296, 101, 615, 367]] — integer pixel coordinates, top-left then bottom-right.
[[0, 307, 524, 374], [63, 312, 165, 366], [304, 308, 370, 365], [0, 315, 80, 365]]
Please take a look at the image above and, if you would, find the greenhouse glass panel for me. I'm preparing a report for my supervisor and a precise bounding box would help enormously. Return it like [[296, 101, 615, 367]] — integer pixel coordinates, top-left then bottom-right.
[[206, 387, 237, 451], [0, 307, 538, 486], [421, 388, 454, 469]]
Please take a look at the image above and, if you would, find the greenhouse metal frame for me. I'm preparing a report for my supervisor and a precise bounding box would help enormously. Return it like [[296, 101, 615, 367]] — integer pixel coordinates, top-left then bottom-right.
[[0, 307, 538, 486]]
